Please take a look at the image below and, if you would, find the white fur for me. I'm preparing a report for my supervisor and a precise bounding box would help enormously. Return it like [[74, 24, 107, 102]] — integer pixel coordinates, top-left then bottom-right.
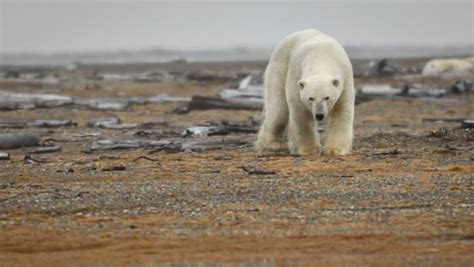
[[422, 57, 474, 77], [255, 29, 355, 156]]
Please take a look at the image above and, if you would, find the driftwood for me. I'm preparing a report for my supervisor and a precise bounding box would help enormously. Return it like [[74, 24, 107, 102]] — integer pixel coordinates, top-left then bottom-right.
[[187, 96, 263, 112], [75, 99, 131, 111], [102, 164, 127, 172], [367, 149, 401, 159], [0, 92, 73, 110], [132, 156, 161, 163], [29, 120, 77, 128], [88, 118, 168, 130], [87, 139, 172, 152], [96, 123, 138, 130], [241, 166, 276, 175], [181, 139, 248, 152], [29, 145, 62, 154], [356, 84, 449, 104], [146, 139, 249, 154], [0, 120, 77, 128], [140, 120, 169, 128], [0, 132, 40, 149], [87, 117, 137, 129], [0, 122, 27, 129], [133, 130, 178, 139], [186, 71, 235, 82], [422, 118, 466, 123], [87, 117, 120, 128], [0, 91, 191, 111], [182, 125, 257, 137], [23, 155, 47, 165]]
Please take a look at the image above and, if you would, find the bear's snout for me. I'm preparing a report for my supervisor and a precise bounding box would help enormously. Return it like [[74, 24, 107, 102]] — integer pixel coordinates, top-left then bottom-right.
[[315, 113, 325, 121]]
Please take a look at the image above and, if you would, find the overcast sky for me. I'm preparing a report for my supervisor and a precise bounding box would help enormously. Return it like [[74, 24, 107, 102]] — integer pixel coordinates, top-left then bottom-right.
[[0, 0, 473, 54]]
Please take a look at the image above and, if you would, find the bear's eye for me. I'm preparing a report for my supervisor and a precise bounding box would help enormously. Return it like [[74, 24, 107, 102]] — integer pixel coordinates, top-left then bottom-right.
[[309, 97, 315, 101], [324, 96, 330, 101], [332, 79, 339, 87]]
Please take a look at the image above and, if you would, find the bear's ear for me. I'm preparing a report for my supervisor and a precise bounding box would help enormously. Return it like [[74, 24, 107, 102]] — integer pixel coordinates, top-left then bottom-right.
[[332, 79, 339, 87], [297, 80, 305, 90]]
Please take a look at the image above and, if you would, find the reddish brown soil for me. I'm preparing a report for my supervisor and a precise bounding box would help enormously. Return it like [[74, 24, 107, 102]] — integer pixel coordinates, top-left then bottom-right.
[[0, 61, 473, 266]]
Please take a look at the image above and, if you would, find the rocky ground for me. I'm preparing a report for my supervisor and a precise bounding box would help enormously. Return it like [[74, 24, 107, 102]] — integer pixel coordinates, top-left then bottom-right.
[[0, 60, 473, 266]]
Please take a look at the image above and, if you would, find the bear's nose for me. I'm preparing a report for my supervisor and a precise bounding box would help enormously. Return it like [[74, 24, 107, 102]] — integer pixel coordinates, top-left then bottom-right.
[[315, 113, 325, 121]]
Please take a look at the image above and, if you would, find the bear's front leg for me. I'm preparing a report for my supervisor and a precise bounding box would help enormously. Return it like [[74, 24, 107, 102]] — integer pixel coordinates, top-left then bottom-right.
[[323, 107, 353, 155], [287, 107, 320, 155]]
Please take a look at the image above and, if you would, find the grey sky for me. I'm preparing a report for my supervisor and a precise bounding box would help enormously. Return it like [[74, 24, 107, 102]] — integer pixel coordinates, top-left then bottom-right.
[[1, 0, 473, 54]]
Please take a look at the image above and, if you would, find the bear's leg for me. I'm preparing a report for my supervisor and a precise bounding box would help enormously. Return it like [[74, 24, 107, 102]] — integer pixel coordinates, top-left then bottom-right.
[[255, 96, 288, 152], [255, 62, 289, 153], [323, 91, 354, 155], [255, 102, 288, 152], [287, 106, 320, 155]]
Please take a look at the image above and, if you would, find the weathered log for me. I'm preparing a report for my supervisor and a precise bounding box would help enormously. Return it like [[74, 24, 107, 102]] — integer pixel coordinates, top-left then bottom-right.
[[181, 139, 249, 152], [187, 96, 263, 112], [0, 132, 40, 149], [0, 91, 73, 110], [182, 125, 257, 137], [29, 145, 62, 154], [28, 120, 76, 128]]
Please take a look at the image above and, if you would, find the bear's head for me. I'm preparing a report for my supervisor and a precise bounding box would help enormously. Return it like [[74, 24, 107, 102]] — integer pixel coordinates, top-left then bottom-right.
[[297, 75, 343, 122]]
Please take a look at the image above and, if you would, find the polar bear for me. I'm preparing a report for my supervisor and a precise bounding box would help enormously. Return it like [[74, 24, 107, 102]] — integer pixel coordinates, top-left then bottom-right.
[[422, 57, 474, 77], [255, 29, 355, 156]]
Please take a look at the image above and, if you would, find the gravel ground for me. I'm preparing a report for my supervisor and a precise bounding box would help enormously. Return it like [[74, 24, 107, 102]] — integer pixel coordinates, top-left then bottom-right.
[[0, 61, 473, 266]]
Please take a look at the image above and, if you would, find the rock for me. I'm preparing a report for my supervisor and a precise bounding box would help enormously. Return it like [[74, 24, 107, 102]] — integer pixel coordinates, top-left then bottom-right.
[[451, 80, 473, 94], [365, 59, 400, 77], [461, 120, 474, 129], [0, 151, 10, 160]]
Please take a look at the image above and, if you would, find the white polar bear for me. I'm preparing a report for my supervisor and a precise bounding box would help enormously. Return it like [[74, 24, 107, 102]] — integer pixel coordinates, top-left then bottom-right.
[[422, 57, 474, 77], [255, 29, 355, 156]]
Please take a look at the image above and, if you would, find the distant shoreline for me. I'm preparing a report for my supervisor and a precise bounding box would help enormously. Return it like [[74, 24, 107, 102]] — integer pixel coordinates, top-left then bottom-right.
[[1, 46, 472, 66]]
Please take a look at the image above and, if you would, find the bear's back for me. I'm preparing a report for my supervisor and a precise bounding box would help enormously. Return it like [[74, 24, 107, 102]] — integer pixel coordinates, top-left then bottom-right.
[[291, 31, 351, 71], [269, 29, 320, 63]]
